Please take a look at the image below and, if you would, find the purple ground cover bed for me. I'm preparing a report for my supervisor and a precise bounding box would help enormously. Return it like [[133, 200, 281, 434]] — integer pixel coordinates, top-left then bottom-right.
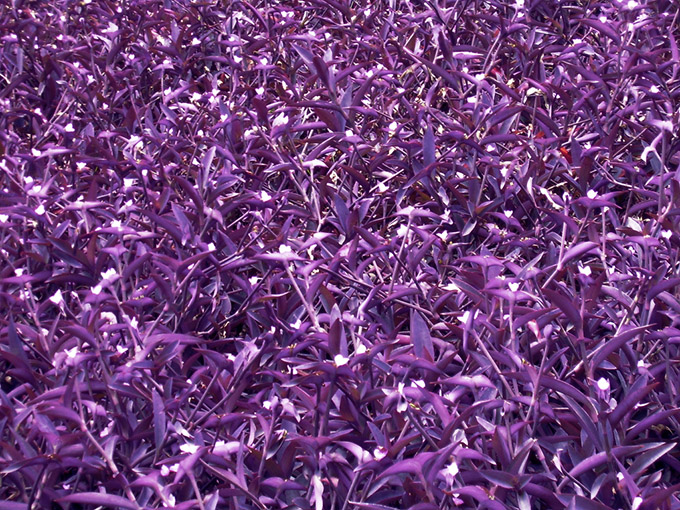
[[1, 0, 679, 508]]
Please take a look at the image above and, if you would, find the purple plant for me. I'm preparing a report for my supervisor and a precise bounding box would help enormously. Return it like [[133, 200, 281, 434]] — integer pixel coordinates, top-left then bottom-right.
[[0, 0, 679, 509]]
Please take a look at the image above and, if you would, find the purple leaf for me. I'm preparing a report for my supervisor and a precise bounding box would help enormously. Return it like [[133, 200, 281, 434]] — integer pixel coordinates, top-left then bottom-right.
[[627, 442, 677, 476], [561, 241, 599, 267], [411, 309, 434, 360], [423, 125, 435, 167], [152, 389, 165, 450], [57, 493, 139, 509], [590, 325, 650, 375], [556, 494, 613, 510]]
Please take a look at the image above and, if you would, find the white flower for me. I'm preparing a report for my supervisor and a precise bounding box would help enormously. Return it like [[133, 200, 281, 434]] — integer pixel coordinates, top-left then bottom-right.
[[160, 465, 170, 476], [101, 312, 117, 323], [191, 92, 202, 102], [627, 0, 638, 8], [191, 37, 201, 45], [99, 420, 114, 438], [446, 460, 459, 477], [442, 282, 459, 291], [260, 190, 272, 201], [15, 268, 24, 277], [388, 121, 398, 135], [101, 268, 118, 281], [373, 446, 387, 460], [213, 440, 241, 456], [91, 284, 102, 295], [650, 85, 659, 94], [443, 391, 457, 402], [64, 123, 75, 132], [65, 346, 79, 359], [632, 497, 643, 510], [334, 354, 350, 366], [345, 129, 354, 137], [179, 443, 199, 454], [579, 264, 592, 276], [290, 318, 302, 329], [248, 276, 259, 285], [279, 244, 292, 254], [587, 189, 598, 199], [411, 380, 425, 388], [508, 282, 520, 292], [49, 289, 64, 305], [0, 214, 8, 222], [256, 86, 265, 95], [35, 204, 45, 215], [356, 344, 367, 355], [396, 224, 409, 237], [504, 210, 513, 218], [272, 112, 289, 127], [597, 378, 610, 391], [662, 230, 672, 239]]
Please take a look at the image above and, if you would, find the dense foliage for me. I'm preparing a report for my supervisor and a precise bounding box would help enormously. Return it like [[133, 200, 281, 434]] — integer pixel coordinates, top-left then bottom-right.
[[1, 0, 679, 508]]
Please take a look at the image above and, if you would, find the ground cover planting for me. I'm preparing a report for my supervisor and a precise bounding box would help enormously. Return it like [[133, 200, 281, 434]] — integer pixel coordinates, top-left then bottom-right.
[[0, 0, 679, 508]]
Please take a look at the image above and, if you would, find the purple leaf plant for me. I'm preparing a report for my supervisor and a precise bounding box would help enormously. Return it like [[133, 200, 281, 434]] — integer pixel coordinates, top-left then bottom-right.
[[0, 0, 679, 509]]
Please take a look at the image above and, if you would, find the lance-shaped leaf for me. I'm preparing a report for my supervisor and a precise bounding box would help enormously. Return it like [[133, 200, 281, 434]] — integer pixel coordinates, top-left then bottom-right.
[[152, 389, 166, 450], [423, 124, 435, 167], [560, 241, 599, 268], [590, 325, 650, 374], [410, 309, 434, 360], [57, 493, 139, 509], [556, 494, 613, 510], [627, 442, 677, 477]]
